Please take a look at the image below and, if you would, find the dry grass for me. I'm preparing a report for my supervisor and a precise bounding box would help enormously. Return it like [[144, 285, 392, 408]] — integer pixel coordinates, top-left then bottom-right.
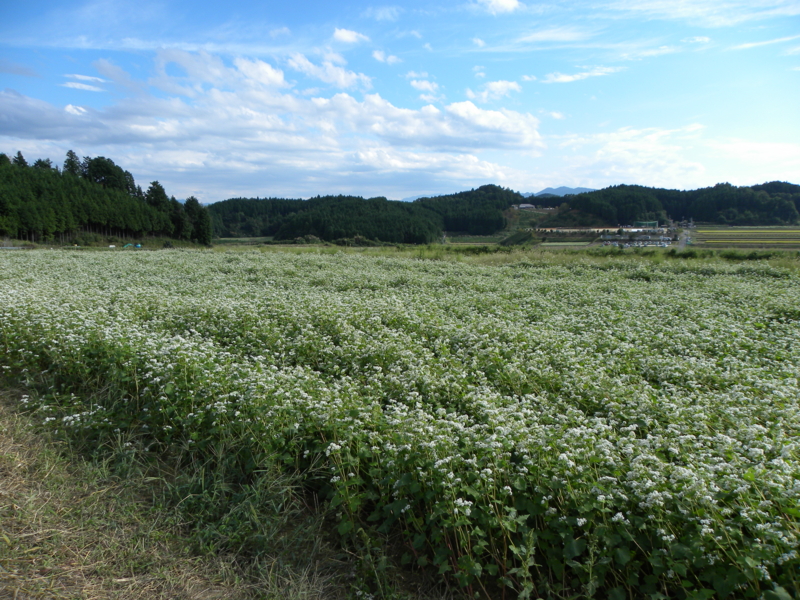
[[0, 391, 330, 600]]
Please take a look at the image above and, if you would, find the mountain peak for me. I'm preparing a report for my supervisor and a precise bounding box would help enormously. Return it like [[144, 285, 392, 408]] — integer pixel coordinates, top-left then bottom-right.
[[521, 186, 595, 197]]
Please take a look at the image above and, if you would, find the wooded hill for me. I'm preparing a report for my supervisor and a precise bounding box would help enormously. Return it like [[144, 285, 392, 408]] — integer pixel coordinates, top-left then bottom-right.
[[210, 181, 800, 244], [208, 185, 522, 243], [4, 149, 797, 248], [536, 181, 800, 226], [0, 151, 213, 245]]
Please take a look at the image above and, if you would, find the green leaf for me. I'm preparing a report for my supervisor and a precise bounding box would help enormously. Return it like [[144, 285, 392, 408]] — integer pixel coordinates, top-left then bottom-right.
[[684, 589, 715, 600], [714, 573, 737, 598], [564, 537, 586, 559], [615, 547, 632, 566], [763, 588, 793, 600], [669, 543, 691, 559], [337, 519, 353, 536], [608, 586, 627, 600], [412, 532, 426, 550]]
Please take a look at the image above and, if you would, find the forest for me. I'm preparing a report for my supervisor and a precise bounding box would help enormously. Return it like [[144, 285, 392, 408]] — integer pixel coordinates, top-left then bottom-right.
[[4, 147, 798, 247], [0, 150, 213, 245], [536, 181, 800, 226], [210, 181, 800, 244], [208, 185, 522, 242]]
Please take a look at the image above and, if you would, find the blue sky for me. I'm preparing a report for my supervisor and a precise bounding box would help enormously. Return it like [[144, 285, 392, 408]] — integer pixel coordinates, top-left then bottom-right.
[[1, 0, 799, 202]]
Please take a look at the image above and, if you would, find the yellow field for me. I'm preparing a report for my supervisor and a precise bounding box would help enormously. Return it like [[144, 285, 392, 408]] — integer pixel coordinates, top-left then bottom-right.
[[693, 227, 800, 247], [703, 240, 800, 244]]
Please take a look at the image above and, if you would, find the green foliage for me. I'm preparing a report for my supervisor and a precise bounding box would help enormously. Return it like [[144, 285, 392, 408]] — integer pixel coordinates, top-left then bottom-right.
[[13, 151, 27, 167], [207, 184, 521, 244], [543, 182, 800, 226], [185, 196, 213, 245], [274, 195, 442, 244], [500, 230, 535, 246], [2, 251, 798, 599], [414, 184, 520, 234], [0, 149, 213, 245], [63, 149, 81, 176]]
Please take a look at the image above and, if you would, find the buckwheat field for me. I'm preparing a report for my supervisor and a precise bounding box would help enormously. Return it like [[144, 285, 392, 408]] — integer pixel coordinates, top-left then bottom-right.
[[1, 250, 798, 599]]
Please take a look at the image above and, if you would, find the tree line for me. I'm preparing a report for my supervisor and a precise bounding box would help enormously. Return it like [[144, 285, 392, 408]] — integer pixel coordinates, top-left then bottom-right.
[[536, 182, 800, 226], [208, 185, 522, 243], [0, 150, 212, 245]]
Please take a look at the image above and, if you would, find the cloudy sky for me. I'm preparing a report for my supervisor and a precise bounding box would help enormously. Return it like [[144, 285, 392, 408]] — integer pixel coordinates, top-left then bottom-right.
[[1, 0, 799, 202]]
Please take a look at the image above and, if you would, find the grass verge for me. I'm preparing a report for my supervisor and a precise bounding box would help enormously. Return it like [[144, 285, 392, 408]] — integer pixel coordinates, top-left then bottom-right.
[[0, 389, 338, 600], [0, 389, 456, 600]]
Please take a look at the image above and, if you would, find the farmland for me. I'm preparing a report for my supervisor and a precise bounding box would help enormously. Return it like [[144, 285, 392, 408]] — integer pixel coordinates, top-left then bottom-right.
[[1, 250, 798, 599], [693, 227, 800, 248]]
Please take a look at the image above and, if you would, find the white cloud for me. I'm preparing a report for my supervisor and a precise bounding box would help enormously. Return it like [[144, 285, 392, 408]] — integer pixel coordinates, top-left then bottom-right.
[[603, 0, 800, 27], [372, 50, 401, 64], [785, 46, 800, 55], [466, 80, 521, 102], [474, 66, 487, 78], [355, 147, 508, 182], [148, 49, 232, 97], [0, 49, 549, 199], [61, 81, 104, 92], [362, 6, 403, 21], [288, 53, 371, 89], [405, 71, 428, 79], [234, 57, 287, 87], [410, 79, 440, 99], [683, 36, 710, 43], [731, 34, 800, 50], [704, 139, 800, 185], [423, 43, 433, 51], [0, 59, 38, 77], [66, 74, 106, 83], [477, 0, 522, 14], [333, 28, 370, 43], [93, 59, 143, 92], [544, 110, 565, 119], [521, 75, 537, 81], [270, 27, 291, 38], [410, 80, 436, 93], [621, 45, 678, 59], [473, 37, 486, 48], [543, 66, 623, 83], [552, 124, 709, 189], [519, 27, 590, 43], [323, 52, 348, 66]]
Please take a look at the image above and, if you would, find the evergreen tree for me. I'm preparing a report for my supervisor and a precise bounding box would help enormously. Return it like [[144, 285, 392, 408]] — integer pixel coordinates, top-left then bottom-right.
[[145, 181, 171, 212], [32, 158, 55, 170], [84, 157, 127, 190], [184, 196, 213, 245], [13, 151, 27, 167], [0, 152, 207, 244], [63, 150, 81, 176]]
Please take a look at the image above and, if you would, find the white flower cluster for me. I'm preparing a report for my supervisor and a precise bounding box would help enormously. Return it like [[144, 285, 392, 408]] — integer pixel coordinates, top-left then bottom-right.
[[1, 250, 798, 585]]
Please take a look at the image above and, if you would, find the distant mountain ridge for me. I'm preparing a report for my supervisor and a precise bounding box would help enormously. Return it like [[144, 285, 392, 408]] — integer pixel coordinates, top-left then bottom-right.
[[522, 186, 596, 197]]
